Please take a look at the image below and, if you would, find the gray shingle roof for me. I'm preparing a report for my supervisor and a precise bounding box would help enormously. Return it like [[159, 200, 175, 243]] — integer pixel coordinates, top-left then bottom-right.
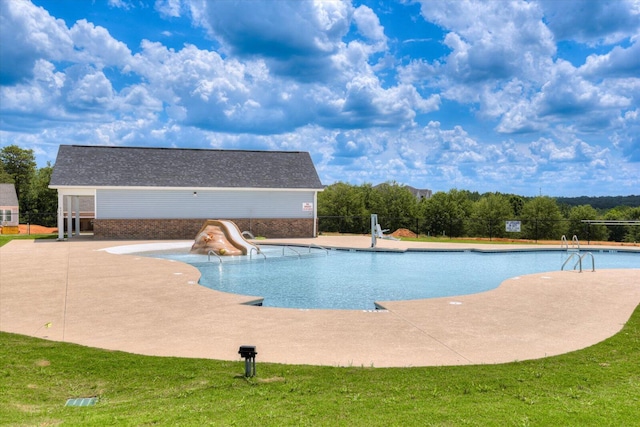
[[0, 184, 19, 206], [50, 145, 323, 189]]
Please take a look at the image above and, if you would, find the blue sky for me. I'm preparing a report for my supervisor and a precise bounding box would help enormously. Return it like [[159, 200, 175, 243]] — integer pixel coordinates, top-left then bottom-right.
[[1, 0, 639, 197]]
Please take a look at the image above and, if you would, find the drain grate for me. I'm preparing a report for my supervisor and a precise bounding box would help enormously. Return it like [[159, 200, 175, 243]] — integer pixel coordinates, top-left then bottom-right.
[[65, 397, 97, 407]]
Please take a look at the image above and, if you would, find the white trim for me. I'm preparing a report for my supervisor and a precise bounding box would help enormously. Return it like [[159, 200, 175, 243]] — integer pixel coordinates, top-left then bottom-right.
[[313, 191, 318, 237], [53, 188, 97, 196], [57, 193, 64, 240], [50, 185, 322, 192]]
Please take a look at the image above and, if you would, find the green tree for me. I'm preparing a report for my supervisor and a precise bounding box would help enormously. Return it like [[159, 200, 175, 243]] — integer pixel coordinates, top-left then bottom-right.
[[508, 195, 525, 217], [27, 162, 58, 226], [469, 193, 514, 238], [603, 206, 631, 242], [367, 182, 418, 231], [0, 145, 36, 215], [317, 182, 368, 233], [623, 207, 640, 243], [520, 196, 566, 240], [420, 189, 473, 237], [567, 205, 609, 242], [0, 162, 13, 183]]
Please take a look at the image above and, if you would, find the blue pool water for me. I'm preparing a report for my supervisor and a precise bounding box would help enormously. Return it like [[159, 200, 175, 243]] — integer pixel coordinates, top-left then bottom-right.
[[145, 247, 640, 310]]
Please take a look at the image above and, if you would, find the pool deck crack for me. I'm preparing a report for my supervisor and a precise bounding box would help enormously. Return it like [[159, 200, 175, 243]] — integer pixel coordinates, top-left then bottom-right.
[[385, 309, 475, 364]]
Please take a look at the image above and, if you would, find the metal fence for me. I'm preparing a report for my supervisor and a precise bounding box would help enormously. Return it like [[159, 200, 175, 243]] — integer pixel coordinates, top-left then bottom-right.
[[19, 211, 57, 234], [318, 215, 638, 244], [16, 212, 638, 243]]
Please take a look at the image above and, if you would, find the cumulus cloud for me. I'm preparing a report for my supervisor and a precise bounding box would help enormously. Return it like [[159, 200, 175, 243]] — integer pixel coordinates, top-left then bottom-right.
[[540, 0, 640, 45], [612, 109, 640, 161], [154, 0, 184, 18], [69, 20, 132, 69], [353, 5, 386, 45], [191, 0, 352, 82], [580, 38, 640, 78], [413, 0, 555, 85], [0, 1, 73, 84], [1, 0, 639, 196]]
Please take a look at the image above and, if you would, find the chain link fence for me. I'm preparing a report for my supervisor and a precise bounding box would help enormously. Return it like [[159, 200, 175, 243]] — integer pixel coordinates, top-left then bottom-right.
[[16, 212, 638, 243], [319, 216, 639, 244], [18, 211, 57, 234]]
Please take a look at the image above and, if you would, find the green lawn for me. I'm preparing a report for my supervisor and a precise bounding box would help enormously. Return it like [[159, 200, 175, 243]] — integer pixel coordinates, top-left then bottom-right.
[[0, 233, 56, 247], [2, 306, 639, 426]]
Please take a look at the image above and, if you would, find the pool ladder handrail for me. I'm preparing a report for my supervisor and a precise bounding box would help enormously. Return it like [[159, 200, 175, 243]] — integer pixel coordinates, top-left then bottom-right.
[[561, 235, 580, 251], [249, 246, 266, 260], [561, 251, 595, 272], [282, 246, 301, 258], [207, 250, 222, 263], [308, 243, 329, 255]]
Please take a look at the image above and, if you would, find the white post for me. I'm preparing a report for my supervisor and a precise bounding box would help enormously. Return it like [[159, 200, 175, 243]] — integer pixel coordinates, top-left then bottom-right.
[[66, 195, 72, 240], [57, 192, 64, 240], [74, 196, 80, 236], [313, 191, 318, 237], [371, 214, 377, 248]]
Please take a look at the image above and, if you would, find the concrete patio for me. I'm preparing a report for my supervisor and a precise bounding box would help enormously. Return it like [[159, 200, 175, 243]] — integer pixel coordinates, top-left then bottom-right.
[[1, 236, 638, 367]]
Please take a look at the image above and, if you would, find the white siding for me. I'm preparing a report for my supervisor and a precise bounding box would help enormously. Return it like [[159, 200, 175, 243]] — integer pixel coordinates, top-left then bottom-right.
[[0, 206, 19, 226], [96, 189, 316, 219]]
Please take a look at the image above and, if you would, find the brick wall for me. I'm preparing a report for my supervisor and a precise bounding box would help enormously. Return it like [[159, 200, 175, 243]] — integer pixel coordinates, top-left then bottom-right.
[[93, 218, 317, 240]]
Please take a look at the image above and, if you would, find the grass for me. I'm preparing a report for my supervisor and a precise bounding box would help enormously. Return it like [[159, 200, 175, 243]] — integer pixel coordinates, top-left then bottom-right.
[[400, 236, 540, 245], [0, 233, 56, 247], [2, 306, 639, 426], [320, 232, 557, 245]]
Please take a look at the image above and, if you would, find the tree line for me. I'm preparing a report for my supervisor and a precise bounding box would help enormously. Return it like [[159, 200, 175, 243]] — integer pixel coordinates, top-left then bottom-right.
[[2, 144, 639, 242], [1, 145, 57, 226], [318, 182, 640, 243]]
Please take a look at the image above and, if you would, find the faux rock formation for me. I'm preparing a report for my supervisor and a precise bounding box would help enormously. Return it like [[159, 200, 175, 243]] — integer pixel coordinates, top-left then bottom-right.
[[190, 224, 243, 256]]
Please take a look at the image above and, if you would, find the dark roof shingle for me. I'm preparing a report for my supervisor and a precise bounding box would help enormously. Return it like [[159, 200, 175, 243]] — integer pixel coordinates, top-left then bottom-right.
[[50, 145, 323, 189], [0, 184, 19, 206]]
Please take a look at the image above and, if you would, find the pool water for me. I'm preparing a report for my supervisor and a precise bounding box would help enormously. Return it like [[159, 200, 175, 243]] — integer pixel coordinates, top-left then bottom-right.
[[177, 248, 639, 310]]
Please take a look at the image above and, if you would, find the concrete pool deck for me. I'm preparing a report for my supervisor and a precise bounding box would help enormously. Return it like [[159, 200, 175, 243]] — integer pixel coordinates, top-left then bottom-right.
[[1, 236, 639, 367]]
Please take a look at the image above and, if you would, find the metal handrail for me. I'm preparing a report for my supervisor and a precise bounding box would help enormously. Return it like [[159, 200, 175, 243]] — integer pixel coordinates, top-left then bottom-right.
[[561, 234, 580, 251], [572, 235, 580, 250], [561, 251, 595, 273], [579, 252, 595, 272], [308, 243, 329, 255], [282, 246, 301, 258], [561, 252, 579, 271], [250, 247, 266, 260], [207, 250, 222, 263]]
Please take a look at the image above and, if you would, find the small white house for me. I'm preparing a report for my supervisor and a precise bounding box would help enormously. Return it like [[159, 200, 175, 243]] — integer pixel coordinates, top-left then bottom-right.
[[49, 145, 324, 240], [0, 183, 19, 234]]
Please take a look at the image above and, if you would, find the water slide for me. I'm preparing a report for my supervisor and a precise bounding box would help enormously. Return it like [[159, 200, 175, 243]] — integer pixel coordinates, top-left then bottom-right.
[[215, 219, 258, 254], [191, 219, 258, 255]]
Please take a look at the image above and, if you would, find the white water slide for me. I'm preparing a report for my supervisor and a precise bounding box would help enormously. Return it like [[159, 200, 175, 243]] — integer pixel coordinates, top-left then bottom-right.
[[213, 219, 258, 255]]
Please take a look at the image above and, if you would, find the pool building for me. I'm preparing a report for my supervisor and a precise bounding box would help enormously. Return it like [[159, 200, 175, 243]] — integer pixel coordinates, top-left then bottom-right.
[[49, 145, 324, 240]]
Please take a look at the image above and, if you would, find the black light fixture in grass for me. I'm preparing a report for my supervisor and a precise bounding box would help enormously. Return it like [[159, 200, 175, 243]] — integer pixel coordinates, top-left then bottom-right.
[[238, 345, 257, 377]]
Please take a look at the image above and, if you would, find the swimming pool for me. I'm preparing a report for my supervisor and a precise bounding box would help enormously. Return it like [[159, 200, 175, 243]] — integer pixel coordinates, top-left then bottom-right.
[[141, 246, 639, 310]]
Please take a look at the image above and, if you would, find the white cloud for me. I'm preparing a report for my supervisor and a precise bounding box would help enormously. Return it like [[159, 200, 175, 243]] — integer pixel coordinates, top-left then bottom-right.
[[414, 0, 555, 85], [108, 0, 133, 10], [0, 0, 73, 84], [1, 0, 639, 197], [580, 38, 640, 78], [353, 5, 386, 45], [69, 20, 132, 69], [63, 66, 115, 111], [155, 0, 185, 18], [540, 0, 640, 45]]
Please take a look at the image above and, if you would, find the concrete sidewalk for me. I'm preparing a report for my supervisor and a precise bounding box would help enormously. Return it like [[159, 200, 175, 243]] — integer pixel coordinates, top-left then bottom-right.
[[1, 237, 638, 367]]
